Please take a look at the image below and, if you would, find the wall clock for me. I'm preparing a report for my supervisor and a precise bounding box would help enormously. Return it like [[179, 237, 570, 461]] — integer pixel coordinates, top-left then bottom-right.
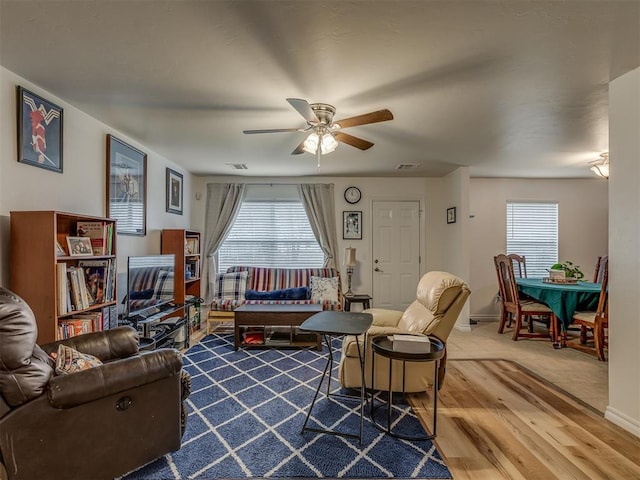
[[344, 186, 361, 204]]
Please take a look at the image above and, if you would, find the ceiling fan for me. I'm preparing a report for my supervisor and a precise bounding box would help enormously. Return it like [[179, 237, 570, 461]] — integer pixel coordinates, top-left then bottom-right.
[[243, 98, 393, 156]]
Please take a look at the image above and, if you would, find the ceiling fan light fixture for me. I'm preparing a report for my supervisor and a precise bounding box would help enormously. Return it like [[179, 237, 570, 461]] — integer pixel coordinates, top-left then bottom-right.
[[302, 132, 320, 154], [590, 152, 609, 178], [320, 132, 338, 154]]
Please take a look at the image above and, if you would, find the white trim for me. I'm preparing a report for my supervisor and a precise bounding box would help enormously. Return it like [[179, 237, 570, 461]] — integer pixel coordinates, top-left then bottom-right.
[[605, 406, 640, 437]]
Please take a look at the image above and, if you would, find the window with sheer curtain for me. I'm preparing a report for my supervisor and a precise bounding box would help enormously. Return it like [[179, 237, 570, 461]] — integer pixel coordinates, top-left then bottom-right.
[[506, 202, 558, 277], [217, 186, 324, 272]]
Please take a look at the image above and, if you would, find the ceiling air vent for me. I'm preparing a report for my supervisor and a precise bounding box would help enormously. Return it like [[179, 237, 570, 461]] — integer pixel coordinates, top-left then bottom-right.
[[396, 163, 419, 170], [226, 163, 248, 170]]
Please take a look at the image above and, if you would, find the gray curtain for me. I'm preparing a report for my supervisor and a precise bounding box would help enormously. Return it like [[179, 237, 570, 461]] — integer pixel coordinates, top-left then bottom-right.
[[203, 183, 246, 301], [298, 183, 339, 268]]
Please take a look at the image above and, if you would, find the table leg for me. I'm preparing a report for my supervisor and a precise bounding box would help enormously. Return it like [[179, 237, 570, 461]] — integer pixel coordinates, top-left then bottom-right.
[[301, 333, 367, 444], [551, 314, 560, 349]]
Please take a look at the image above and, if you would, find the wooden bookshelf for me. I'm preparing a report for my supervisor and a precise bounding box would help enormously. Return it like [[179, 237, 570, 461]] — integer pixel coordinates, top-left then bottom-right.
[[161, 229, 202, 329], [10, 211, 117, 344]]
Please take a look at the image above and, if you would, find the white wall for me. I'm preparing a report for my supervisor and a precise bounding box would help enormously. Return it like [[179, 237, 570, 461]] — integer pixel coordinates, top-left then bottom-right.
[[191, 175, 471, 304], [607, 67, 640, 436], [0, 67, 193, 285], [469, 178, 609, 319]]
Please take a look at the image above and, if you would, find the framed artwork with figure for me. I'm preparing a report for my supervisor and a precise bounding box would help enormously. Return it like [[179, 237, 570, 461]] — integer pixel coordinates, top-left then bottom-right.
[[17, 86, 63, 173], [166, 168, 183, 215], [106, 134, 147, 236], [343, 211, 362, 240]]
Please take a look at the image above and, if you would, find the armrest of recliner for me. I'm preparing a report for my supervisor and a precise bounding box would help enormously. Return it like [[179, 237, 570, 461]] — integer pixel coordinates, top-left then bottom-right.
[[47, 348, 183, 409], [41, 326, 140, 362], [363, 308, 403, 327]]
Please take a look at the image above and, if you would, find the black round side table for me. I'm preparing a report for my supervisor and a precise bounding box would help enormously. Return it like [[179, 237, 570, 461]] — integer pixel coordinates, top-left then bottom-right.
[[369, 335, 444, 440]]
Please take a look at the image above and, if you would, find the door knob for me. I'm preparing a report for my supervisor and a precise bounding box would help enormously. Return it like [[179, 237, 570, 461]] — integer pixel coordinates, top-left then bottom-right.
[[374, 267, 384, 272]]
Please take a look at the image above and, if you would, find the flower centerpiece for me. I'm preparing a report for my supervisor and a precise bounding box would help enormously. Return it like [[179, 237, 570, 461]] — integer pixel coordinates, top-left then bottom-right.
[[549, 261, 584, 281]]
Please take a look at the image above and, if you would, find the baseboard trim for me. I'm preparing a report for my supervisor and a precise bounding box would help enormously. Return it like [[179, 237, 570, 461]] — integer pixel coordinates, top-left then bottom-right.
[[454, 323, 472, 332], [605, 406, 640, 437]]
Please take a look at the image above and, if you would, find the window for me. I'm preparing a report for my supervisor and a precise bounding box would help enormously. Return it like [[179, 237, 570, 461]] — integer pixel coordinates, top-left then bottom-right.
[[218, 188, 324, 271], [506, 202, 558, 277]]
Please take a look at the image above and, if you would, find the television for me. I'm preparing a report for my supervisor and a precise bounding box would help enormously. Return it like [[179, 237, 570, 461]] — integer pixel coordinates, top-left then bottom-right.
[[125, 254, 176, 318]]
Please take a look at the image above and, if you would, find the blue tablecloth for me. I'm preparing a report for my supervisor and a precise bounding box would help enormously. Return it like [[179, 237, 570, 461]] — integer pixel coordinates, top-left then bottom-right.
[[516, 278, 601, 331]]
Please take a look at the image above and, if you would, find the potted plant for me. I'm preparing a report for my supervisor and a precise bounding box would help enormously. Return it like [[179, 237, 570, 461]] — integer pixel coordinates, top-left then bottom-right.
[[549, 261, 584, 280]]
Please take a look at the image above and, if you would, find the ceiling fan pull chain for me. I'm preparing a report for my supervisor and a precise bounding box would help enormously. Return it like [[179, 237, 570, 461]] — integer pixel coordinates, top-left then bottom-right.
[[317, 147, 321, 171]]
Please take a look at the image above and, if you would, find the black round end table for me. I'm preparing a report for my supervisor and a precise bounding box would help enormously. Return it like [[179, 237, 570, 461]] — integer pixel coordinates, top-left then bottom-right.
[[369, 335, 444, 440]]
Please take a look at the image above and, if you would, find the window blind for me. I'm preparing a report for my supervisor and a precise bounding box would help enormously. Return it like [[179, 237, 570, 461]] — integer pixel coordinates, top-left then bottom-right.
[[506, 202, 558, 277], [218, 200, 324, 272]]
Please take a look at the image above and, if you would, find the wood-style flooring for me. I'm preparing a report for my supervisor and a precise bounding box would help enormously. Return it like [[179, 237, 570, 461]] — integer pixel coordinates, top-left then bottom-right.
[[411, 359, 640, 480]]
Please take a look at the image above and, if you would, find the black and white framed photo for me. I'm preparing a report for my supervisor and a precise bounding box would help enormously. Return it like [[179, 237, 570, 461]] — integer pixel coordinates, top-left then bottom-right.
[[343, 211, 362, 240], [447, 207, 457, 224], [106, 134, 147, 236], [166, 168, 183, 215], [17, 86, 63, 173]]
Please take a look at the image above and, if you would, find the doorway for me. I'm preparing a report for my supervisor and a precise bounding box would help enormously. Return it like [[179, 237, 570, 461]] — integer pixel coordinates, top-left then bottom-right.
[[372, 201, 421, 310]]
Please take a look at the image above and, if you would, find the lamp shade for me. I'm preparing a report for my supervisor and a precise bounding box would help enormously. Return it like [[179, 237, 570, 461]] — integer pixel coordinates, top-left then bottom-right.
[[344, 247, 357, 267]]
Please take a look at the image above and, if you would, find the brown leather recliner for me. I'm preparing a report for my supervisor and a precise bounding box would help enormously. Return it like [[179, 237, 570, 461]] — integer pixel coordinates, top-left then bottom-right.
[[0, 287, 191, 480]]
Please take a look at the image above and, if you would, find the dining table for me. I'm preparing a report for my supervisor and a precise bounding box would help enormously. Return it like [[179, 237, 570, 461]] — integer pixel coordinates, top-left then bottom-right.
[[515, 278, 602, 348]]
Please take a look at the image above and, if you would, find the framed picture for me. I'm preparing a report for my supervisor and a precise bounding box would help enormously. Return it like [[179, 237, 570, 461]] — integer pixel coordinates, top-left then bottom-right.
[[447, 207, 457, 224], [106, 134, 147, 236], [166, 168, 183, 215], [17, 86, 63, 173], [67, 237, 93, 257], [343, 211, 362, 240]]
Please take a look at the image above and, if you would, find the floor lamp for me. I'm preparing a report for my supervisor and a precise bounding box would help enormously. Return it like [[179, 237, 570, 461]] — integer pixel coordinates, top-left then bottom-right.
[[344, 247, 356, 296]]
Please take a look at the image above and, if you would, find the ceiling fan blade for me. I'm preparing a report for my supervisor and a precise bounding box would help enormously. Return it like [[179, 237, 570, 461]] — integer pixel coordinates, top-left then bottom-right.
[[243, 128, 303, 134], [291, 141, 306, 155], [334, 132, 374, 150], [286, 98, 319, 123], [333, 109, 394, 129]]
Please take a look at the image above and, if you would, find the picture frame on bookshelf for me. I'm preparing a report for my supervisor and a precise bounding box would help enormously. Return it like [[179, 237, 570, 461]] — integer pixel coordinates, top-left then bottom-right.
[[166, 168, 183, 215], [17, 86, 63, 173], [67, 236, 93, 257], [56, 240, 67, 256], [106, 134, 147, 236], [185, 237, 198, 255]]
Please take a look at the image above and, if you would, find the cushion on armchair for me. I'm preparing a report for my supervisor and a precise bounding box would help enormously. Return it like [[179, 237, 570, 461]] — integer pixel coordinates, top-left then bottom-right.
[[0, 287, 54, 406]]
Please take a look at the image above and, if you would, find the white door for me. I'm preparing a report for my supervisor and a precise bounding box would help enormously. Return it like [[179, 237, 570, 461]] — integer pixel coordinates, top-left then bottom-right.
[[372, 201, 421, 310]]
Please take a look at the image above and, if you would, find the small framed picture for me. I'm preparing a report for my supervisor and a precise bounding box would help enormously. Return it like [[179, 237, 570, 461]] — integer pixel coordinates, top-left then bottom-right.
[[67, 237, 93, 257], [343, 211, 362, 240], [447, 207, 457, 224], [17, 86, 63, 173], [56, 240, 67, 256], [166, 168, 183, 215]]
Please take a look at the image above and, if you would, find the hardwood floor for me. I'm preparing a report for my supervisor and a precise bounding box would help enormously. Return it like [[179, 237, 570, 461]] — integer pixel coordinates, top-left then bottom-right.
[[411, 359, 640, 479]]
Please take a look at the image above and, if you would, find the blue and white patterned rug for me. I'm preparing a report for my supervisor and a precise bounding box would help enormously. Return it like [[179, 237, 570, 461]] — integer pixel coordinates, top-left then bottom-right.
[[125, 334, 452, 479]]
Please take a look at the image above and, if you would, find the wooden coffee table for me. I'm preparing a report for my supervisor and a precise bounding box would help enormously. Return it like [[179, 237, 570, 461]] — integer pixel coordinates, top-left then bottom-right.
[[233, 303, 323, 351]]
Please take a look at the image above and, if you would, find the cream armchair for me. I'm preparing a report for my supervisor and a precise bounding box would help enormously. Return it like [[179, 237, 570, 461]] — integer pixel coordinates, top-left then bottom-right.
[[338, 271, 471, 393]]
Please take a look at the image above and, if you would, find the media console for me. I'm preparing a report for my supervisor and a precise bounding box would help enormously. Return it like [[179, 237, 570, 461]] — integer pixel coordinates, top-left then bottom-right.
[[119, 303, 189, 350]]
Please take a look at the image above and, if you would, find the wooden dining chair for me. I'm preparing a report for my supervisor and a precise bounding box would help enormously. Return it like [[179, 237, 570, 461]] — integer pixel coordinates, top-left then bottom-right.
[[570, 262, 609, 360], [593, 255, 608, 283], [494, 254, 553, 341], [508, 253, 527, 278]]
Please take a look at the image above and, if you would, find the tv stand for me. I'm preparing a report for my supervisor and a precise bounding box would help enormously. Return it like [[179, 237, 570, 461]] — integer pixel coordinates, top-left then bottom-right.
[[121, 303, 189, 350]]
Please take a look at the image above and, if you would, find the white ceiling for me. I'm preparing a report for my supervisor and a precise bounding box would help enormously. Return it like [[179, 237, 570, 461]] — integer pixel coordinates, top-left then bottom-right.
[[1, 1, 638, 178]]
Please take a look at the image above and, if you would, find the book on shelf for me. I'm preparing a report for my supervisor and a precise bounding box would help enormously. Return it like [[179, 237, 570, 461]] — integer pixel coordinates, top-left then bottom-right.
[[57, 262, 69, 315], [77, 221, 111, 256], [78, 259, 113, 304]]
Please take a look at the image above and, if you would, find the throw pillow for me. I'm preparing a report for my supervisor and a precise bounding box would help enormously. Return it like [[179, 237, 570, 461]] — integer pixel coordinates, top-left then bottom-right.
[[245, 287, 310, 300], [153, 270, 174, 300], [310, 276, 339, 303], [213, 271, 249, 300], [54, 344, 103, 375]]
